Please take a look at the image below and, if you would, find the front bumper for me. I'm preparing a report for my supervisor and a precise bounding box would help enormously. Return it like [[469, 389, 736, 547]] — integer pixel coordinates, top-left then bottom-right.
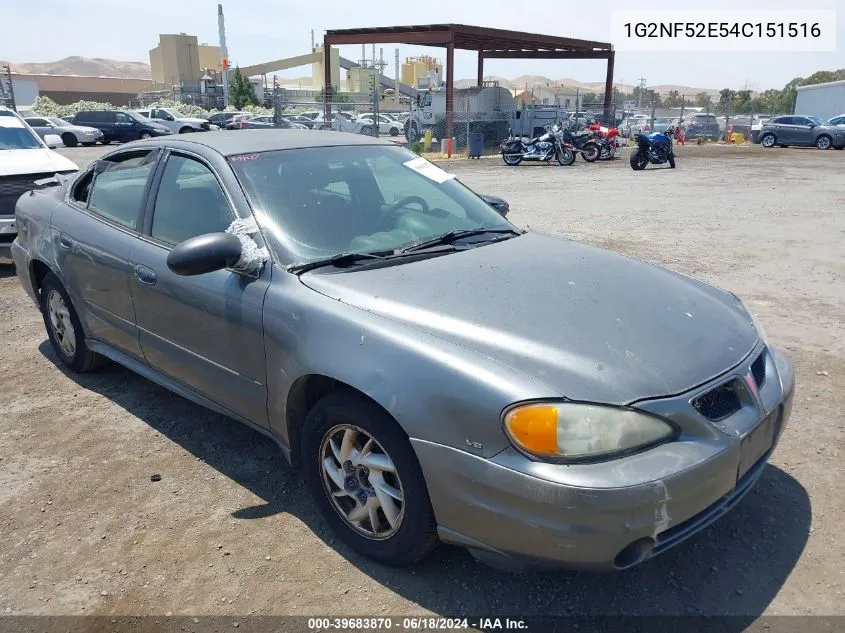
[[413, 345, 795, 571], [0, 216, 16, 258]]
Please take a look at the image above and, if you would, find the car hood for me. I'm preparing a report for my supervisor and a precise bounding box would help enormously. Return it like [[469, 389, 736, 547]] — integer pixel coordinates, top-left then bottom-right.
[[300, 231, 758, 404], [177, 117, 208, 125], [0, 148, 78, 177]]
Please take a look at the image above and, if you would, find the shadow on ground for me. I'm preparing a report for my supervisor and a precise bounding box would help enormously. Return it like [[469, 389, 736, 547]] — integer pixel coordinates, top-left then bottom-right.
[[42, 341, 811, 622]]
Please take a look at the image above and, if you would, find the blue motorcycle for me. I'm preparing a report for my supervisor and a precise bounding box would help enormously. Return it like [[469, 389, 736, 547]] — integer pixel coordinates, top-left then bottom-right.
[[630, 127, 676, 170]]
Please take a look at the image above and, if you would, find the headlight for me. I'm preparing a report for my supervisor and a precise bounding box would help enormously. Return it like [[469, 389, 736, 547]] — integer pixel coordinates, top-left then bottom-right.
[[503, 402, 674, 461]]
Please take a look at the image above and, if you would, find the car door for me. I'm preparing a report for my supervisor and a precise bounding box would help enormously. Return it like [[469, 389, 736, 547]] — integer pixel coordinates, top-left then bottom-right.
[[113, 112, 139, 142], [52, 148, 161, 361], [791, 116, 815, 145], [774, 117, 799, 143], [150, 109, 177, 133], [25, 118, 50, 139], [130, 150, 270, 426]]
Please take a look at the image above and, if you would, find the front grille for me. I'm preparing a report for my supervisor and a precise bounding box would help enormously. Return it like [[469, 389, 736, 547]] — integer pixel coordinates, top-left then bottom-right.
[[751, 351, 766, 389], [0, 173, 57, 216], [692, 380, 742, 420]]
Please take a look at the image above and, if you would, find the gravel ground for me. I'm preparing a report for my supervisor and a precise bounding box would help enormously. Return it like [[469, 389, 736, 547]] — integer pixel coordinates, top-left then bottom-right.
[[0, 142, 842, 620]]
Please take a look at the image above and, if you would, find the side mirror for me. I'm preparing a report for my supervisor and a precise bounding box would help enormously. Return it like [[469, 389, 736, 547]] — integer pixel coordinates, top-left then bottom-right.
[[44, 134, 63, 148], [480, 194, 509, 217], [166, 232, 243, 276]]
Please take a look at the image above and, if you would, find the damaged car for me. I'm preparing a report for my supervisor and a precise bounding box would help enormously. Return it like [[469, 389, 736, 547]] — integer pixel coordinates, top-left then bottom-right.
[[11, 130, 794, 571]]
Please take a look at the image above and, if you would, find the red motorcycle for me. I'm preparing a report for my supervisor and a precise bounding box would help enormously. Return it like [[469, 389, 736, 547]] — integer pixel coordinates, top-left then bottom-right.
[[588, 122, 621, 159]]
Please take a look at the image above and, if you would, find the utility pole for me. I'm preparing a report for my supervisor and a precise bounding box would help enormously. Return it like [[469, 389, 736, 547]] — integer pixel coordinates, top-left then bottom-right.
[[218, 4, 229, 108], [637, 77, 647, 108], [394, 49, 399, 103]]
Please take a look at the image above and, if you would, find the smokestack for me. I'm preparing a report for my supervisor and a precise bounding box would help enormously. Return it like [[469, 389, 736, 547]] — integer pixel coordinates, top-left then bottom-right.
[[394, 49, 399, 98], [372, 44, 375, 69], [311, 29, 315, 51], [218, 4, 229, 107], [361, 44, 366, 66]]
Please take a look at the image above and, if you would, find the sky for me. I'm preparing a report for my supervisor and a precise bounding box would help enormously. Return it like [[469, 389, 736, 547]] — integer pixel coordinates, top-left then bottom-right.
[[4, 0, 844, 91]]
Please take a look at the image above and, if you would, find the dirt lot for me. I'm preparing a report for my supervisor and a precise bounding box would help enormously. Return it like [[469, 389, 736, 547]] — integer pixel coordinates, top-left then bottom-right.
[[0, 142, 843, 620]]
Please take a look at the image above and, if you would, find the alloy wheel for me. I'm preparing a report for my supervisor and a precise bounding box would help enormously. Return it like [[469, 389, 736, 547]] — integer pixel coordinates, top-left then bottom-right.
[[319, 424, 404, 540], [47, 289, 76, 357]]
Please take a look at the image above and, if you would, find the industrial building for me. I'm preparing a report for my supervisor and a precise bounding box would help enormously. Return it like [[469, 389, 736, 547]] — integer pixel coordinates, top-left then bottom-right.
[[4, 73, 152, 107], [795, 79, 845, 120], [149, 34, 221, 87]]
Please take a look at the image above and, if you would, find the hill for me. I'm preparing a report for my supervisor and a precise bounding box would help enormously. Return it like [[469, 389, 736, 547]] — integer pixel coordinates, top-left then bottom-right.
[[8, 56, 151, 79]]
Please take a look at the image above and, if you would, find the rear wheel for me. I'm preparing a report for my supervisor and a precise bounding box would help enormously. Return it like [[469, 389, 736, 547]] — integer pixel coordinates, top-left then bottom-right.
[[302, 390, 438, 566], [61, 133, 78, 148], [581, 142, 599, 162], [139, 131, 152, 139], [40, 273, 107, 373], [179, 127, 193, 134], [405, 122, 419, 143], [389, 126, 401, 137], [629, 149, 648, 170], [760, 133, 776, 148]]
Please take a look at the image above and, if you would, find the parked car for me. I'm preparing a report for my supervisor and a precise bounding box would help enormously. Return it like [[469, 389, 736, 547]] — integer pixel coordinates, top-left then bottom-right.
[[206, 111, 248, 127], [286, 115, 316, 129], [225, 114, 257, 130], [828, 113, 845, 126], [24, 116, 104, 147], [357, 113, 403, 136], [680, 113, 720, 140], [0, 107, 77, 258], [232, 116, 308, 130], [132, 108, 212, 134], [750, 115, 774, 143], [619, 114, 650, 137], [70, 110, 170, 144], [760, 115, 845, 150], [11, 130, 794, 571], [642, 117, 674, 134]]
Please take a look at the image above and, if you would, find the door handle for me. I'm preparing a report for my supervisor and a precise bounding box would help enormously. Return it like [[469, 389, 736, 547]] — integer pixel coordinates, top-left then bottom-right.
[[134, 265, 157, 286], [58, 234, 74, 250]]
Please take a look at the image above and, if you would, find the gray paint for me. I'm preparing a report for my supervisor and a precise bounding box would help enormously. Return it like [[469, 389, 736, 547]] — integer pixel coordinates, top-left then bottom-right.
[[11, 132, 796, 570], [795, 79, 845, 121]]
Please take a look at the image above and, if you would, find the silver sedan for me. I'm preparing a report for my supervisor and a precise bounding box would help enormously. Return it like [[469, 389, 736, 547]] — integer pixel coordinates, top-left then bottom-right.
[[24, 116, 104, 147]]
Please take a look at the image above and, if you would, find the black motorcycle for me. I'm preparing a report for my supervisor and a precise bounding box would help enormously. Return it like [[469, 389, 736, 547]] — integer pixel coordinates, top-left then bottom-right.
[[501, 125, 576, 166], [558, 128, 600, 162]]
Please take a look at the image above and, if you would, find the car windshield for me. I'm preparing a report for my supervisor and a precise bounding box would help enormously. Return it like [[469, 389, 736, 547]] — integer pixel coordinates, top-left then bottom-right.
[[167, 109, 185, 118], [0, 113, 43, 150], [48, 117, 71, 126], [808, 116, 825, 125], [125, 111, 149, 124], [229, 144, 515, 266]]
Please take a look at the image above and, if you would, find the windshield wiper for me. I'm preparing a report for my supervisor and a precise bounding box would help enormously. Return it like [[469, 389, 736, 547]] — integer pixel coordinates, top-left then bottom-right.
[[288, 251, 393, 274], [400, 228, 522, 254]]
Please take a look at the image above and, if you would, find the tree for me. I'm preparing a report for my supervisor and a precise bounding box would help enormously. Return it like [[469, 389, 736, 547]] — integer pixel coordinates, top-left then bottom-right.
[[664, 90, 682, 108], [581, 92, 601, 106], [315, 86, 349, 104], [718, 88, 735, 111], [228, 66, 258, 110], [695, 92, 712, 108]]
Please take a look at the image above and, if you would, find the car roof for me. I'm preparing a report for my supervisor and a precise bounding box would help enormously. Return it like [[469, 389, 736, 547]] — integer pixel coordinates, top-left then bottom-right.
[[135, 129, 392, 156]]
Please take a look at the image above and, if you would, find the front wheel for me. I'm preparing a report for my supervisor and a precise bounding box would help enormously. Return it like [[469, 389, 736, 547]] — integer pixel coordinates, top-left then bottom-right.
[[61, 133, 78, 148], [502, 151, 523, 166], [389, 127, 400, 137], [40, 273, 107, 373], [668, 152, 676, 168], [580, 142, 599, 162], [556, 148, 575, 166], [302, 390, 439, 566], [816, 135, 832, 150], [630, 149, 648, 170], [179, 127, 194, 134], [139, 132, 152, 139]]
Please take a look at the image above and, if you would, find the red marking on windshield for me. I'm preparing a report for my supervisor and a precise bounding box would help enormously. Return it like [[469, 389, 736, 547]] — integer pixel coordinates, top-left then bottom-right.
[[231, 154, 260, 162]]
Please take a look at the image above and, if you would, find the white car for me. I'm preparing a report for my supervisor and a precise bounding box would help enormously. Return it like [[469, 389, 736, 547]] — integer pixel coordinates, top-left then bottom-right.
[[24, 116, 104, 147], [828, 114, 845, 126], [619, 115, 650, 137], [132, 107, 213, 133], [0, 108, 78, 258], [750, 115, 774, 143], [357, 113, 403, 136]]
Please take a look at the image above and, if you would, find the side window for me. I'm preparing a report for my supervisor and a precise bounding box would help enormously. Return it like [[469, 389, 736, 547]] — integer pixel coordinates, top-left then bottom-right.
[[87, 151, 158, 230], [796, 117, 812, 126], [778, 117, 795, 125], [115, 112, 133, 124], [151, 155, 235, 247], [27, 118, 48, 126]]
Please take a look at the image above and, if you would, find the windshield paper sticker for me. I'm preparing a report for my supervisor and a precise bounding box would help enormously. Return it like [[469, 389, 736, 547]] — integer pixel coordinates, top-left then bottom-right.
[[403, 157, 456, 184]]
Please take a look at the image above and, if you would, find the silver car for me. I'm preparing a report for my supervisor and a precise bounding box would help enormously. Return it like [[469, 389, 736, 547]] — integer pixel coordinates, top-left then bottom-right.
[[11, 131, 795, 571], [24, 116, 103, 147]]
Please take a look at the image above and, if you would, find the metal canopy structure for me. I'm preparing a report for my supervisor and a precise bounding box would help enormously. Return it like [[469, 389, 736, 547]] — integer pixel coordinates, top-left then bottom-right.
[[323, 24, 614, 139]]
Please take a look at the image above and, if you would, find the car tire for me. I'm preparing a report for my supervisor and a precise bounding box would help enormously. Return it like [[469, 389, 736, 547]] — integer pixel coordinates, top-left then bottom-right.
[[301, 389, 439, 566], [389, 127, 400, 137], [100, 138, 110, 145], [139, 132, 152, 139], [61, 133, 78, 148], [360, 125, 374, 137], [816, 135, 832, 150], [760, 133, 776, 148], [179, 127, 193, 134], [40, 273, 108, 373]]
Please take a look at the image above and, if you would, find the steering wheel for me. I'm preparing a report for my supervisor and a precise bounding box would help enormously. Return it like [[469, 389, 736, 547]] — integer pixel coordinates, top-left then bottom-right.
[[376, 195, 431, 230]]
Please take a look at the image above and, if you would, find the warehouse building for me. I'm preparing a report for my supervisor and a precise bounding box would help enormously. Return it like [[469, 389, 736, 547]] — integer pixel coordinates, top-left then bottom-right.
[[795, 79, 845, 120]]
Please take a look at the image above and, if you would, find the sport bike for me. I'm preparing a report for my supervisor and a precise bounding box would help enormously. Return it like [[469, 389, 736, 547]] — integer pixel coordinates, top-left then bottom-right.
[[630, 128, 676, 170]]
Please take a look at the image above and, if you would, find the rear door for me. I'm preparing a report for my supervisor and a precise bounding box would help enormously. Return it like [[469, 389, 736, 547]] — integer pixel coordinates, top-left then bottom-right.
[[130, 150, 270, 426], [24, 118, 50, 139], [53, 149, 161, 360]]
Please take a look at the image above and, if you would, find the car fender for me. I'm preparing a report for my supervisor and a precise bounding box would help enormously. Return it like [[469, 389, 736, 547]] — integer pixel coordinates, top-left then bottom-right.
[[262, 271, 561, 461]]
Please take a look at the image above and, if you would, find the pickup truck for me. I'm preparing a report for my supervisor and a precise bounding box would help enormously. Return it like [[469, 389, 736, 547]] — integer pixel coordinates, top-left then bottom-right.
[[132, 107, 212, 134]]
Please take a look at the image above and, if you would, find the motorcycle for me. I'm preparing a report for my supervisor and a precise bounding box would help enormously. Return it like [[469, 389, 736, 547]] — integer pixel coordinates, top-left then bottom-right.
[[558, 128, 601, 162], [500, 124, 576, 166], [588, 123, 621, 160], [630, 127, 677, 170]]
